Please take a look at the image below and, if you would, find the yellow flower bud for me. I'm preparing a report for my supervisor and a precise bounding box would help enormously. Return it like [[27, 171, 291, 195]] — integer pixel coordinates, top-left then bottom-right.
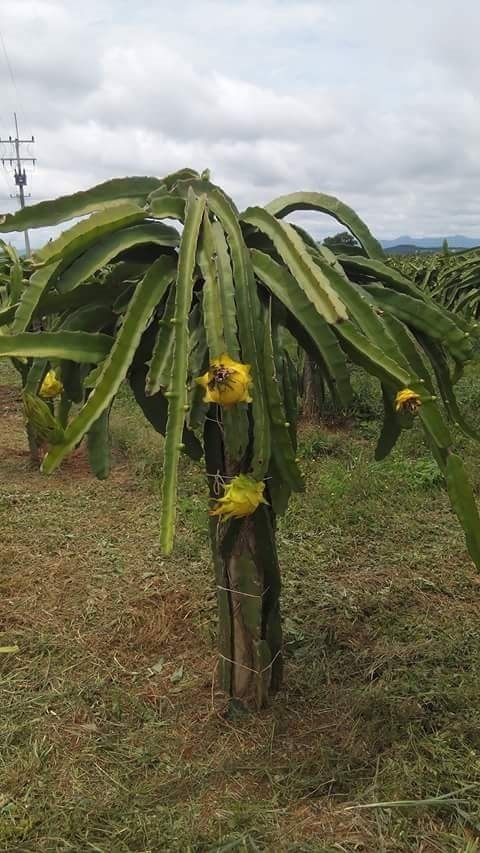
[[394, 388, 421, 415], [210, 475, 267, 520], [197, 353, 252, 408], [39, 370, 63, 399]]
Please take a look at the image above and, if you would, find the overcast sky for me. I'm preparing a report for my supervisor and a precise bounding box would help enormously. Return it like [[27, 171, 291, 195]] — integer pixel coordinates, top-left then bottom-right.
[[1, 0, 479, 247]]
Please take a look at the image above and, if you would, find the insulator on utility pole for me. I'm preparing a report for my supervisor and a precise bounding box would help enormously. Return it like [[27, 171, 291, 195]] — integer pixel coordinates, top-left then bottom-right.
[[0, 112, 36, 257]]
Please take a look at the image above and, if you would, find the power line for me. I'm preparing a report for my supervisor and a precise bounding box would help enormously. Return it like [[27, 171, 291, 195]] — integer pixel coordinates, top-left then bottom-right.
[[0, 29, 35, 256], [0, 114, 36, 256], [0, 163, 13, 195], [0, 30, 16, 89], [0, 27, 21, 113]]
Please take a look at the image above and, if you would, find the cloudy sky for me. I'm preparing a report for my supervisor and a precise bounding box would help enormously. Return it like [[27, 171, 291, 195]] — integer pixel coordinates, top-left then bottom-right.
[[1, 0, 479, 247]]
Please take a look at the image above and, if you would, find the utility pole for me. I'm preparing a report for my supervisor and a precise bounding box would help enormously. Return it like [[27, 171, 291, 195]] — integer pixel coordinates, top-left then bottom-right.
[[0, 113, 36, 257]]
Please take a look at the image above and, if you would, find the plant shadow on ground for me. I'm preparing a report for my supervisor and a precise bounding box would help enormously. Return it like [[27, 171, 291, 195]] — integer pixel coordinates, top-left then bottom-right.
[[1, 362, 480, 851]]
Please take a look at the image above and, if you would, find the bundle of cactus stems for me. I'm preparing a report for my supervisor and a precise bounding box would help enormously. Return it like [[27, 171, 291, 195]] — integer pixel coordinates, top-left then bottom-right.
[[423, 250, 480, 319], [388, 248, 480, 320], [1, 168, 479, 710]]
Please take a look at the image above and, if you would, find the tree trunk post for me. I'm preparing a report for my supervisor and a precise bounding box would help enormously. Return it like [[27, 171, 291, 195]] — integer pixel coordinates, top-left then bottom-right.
[[205, 416, 283, 709], [302, 354, 323, 422], [210, 508, 282, 709]]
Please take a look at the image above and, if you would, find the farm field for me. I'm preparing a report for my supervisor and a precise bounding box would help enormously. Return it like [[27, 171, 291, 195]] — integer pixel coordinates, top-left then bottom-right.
[[1, 1, 479, 849], [2, 361, 480, 852]]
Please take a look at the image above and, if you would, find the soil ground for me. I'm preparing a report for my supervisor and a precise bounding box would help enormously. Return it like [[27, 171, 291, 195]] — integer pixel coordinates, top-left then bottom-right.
[[1, 364, 480, 852]]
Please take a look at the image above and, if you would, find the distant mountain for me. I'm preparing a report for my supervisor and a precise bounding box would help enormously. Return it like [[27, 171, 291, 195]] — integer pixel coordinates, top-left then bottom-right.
[[386, 244, 436, 256], [380, 235, 480, 250]]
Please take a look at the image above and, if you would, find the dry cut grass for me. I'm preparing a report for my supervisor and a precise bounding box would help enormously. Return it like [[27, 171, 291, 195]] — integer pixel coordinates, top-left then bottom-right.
[[1, 365, 480, 852]]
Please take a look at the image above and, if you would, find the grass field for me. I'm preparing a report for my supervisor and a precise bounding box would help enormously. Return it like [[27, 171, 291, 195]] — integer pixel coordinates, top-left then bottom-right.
[[1, 362, 480, 852]]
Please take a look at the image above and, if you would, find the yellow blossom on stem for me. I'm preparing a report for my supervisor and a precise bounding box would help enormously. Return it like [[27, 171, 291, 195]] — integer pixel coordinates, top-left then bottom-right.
[[210, 475, 267, 520], [39, 370, 63, 399], [197, 353, 252, 408], [395, 388, 421, 415]]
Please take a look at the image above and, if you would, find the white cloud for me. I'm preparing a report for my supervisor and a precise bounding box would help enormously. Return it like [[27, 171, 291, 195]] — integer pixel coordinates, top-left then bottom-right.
[[1, 0, 480, 249]]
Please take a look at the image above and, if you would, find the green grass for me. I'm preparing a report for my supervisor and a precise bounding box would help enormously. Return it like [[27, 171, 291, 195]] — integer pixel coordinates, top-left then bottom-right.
[[1, 362, 480, 851]]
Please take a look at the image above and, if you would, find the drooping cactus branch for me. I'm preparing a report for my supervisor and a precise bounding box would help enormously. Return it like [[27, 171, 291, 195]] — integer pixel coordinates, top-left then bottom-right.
[[1, 169, 480, 708]]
